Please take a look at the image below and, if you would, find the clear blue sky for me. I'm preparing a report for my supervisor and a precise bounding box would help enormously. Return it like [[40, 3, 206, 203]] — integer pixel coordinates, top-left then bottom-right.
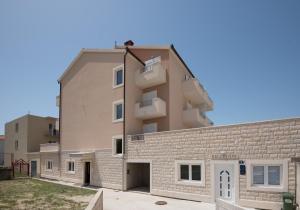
[[0, 0, 300, 134]]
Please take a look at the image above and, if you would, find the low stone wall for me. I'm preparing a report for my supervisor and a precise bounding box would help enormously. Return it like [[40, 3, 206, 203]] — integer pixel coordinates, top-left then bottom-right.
[[85, 189, 103, 210], [0, 167, 13, 180], [216, 199, 252, 210]]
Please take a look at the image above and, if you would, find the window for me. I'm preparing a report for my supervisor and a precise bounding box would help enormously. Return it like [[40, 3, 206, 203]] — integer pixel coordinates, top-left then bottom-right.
[[46, 160, 53, 171], [67, 161, 75, 173], [112, 100, 123, 122], [113, 65, 124, 88], [112, 135, 123, 157], [15, 140, 18, 150], [180, 165, 189, 180], [247, 160, 288, 192], [253, 166, 264, 185], [252, 165, 281, 186], [15, 123, 19, 133], [175, 160, 205, 186], [192, 165, 201, 181]]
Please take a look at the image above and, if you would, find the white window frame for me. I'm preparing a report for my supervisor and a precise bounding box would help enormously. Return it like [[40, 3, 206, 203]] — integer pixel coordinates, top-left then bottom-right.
[[112, 99, 124, 123], [112, 135, 123, 157], [175, 160, 205, 187], [45, 159, 53, 172], [112, 64, 124, 89], [66, 160, 75, 174], [246, 159, 288, 192]]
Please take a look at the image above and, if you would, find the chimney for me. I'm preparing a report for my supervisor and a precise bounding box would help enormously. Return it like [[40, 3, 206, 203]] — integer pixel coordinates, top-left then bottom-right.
[[124, 40, 134, 47]]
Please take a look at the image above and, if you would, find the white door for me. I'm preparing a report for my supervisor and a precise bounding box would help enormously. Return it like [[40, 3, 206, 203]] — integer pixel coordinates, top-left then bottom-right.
[[215, 164, 234, 201]]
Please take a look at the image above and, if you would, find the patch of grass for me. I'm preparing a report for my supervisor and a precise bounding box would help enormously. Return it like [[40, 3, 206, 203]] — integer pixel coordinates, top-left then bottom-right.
[[0, 179, 95, 210]]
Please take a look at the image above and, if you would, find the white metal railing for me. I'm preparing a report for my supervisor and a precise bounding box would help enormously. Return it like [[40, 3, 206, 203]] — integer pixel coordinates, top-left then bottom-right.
[[140, 56, 161, 73]]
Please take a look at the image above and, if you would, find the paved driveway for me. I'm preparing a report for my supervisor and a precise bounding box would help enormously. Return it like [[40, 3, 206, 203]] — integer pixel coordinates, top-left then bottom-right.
[[103, 189, 215, 210]]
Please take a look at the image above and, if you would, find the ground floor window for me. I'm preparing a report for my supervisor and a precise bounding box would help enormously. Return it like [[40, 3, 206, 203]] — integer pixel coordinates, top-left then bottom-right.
[[252, 165, 281, 186], [67, 161, 75, 174], [247, 159, 288, 192], [45, 160, 53, 171], [112, 135, 123, 157], [175, 160, 205, 186]]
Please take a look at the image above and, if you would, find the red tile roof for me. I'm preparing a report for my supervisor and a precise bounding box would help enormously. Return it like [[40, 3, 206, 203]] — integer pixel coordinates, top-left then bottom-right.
[[0, 135, 5, 141]]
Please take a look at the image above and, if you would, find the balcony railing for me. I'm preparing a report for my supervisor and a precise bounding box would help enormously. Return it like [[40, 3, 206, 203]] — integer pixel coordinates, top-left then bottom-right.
[[182, 78, 213, 111], [40, 142, 59, 153], [135, 61, 166, 89], [183, 108, 213, 127], [135, 97, 167, 120], [44, 130, 59, 138]]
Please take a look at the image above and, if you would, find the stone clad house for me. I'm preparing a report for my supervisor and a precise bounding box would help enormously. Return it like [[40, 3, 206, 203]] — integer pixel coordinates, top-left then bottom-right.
[[27, 41, 300, 210]]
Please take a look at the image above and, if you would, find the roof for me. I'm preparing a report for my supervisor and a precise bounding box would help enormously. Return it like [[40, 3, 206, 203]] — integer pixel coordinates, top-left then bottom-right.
[[58, 48, 126, 82], [116, 44, 195, 78], [0, 135, 4, 141], [6, 114, 57, 124]]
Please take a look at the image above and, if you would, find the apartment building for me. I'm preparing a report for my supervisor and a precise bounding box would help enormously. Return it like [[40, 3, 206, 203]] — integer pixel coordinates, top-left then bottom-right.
[[4, 114, 58, 174], [31, 41, 300, 210]]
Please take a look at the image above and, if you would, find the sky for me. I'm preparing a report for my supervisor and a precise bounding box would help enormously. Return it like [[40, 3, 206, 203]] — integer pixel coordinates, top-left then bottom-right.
[[0, 0, 300, 134]]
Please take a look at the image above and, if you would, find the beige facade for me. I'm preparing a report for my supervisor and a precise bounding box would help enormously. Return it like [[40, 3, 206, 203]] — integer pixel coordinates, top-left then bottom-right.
[[4, 114, 58, 166], [51, 44, 213, 189]]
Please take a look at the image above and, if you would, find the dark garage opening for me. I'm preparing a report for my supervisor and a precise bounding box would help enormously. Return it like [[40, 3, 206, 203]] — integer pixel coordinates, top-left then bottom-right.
[[126, 163, 150, 192]]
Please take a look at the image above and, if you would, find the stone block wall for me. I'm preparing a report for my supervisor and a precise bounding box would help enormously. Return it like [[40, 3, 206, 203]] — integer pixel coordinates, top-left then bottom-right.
[[126, 118, 300, 209], [91, 149, 123, 190], [59, 149, 123, 189], [40, 152, 60, 180]]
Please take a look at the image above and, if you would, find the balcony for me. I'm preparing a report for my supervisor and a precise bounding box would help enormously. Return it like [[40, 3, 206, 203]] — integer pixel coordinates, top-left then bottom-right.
[[135, 62, 166, 89], [44, 130, 59, 138], [40, 142, 59, 153], [135, 97, 166, 120], [183, 108, 213, 127], [182, 78, 213, 111]]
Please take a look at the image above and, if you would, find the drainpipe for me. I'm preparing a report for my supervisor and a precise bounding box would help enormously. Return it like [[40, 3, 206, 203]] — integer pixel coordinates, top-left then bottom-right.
[[122, 48, 128, 191], [57, 80, 62, 179]]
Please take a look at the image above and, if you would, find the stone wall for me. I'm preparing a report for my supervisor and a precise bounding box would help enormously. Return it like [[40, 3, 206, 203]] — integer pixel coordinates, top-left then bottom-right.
[[60, 151, 83, 184], [59, 149, 123, 189], [91, 149, 123, 190], [126, 118, 300, 209], [40, 152, 60, 180]]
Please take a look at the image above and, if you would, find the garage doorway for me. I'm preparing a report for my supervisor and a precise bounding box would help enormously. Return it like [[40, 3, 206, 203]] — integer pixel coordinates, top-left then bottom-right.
[[126, 162, 150, 193]]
